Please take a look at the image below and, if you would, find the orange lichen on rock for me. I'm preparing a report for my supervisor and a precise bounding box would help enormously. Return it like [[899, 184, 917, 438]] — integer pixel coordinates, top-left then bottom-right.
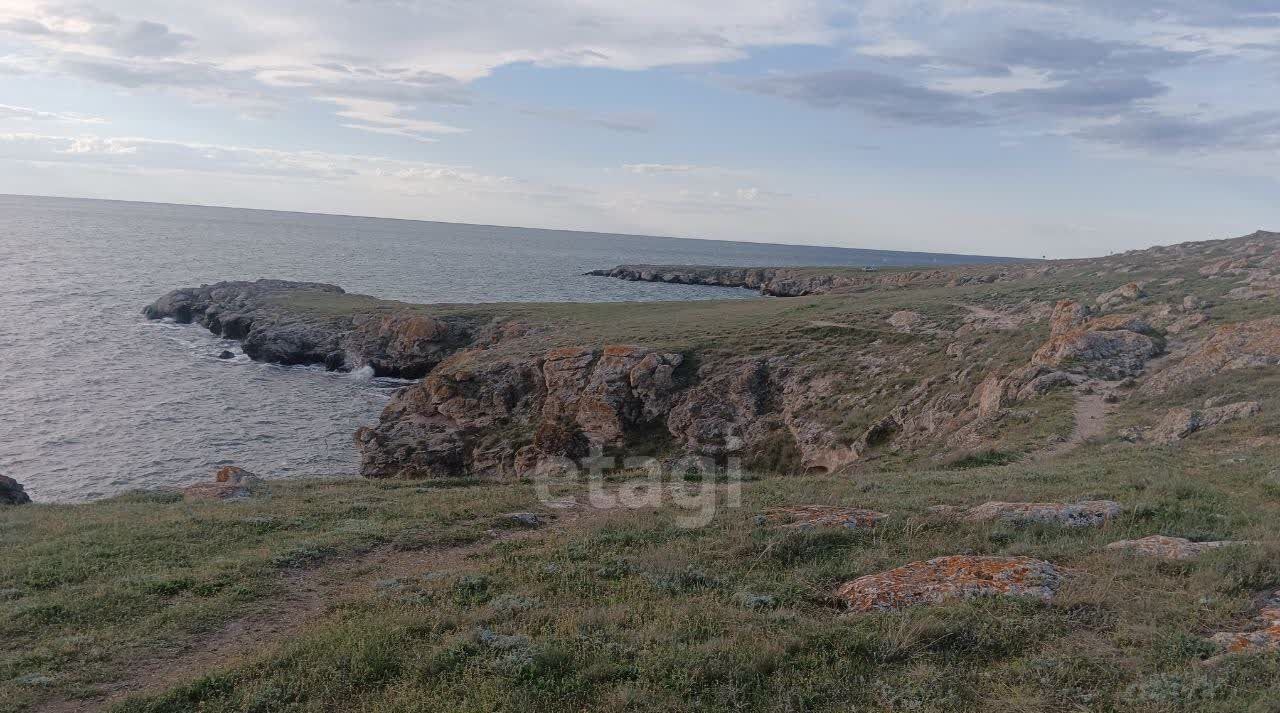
[[962, 500, 1122, 528], [1210, 591, 1280, 655], [762, 505, 888, 530], [835, 555, 1061, 612]]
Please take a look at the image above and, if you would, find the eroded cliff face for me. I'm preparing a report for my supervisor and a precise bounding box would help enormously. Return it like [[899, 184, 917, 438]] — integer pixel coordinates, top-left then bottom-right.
[[147, 229, 1280, 481]]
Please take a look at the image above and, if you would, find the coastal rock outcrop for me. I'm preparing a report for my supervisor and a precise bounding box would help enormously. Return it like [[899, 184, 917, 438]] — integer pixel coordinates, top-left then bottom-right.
[[0, 475, 31, 505], [355, 345, 687, 478], [183, 466, 260, 501], [587, 263, 1043, 297], [835, 556, 1061, 612], [145, 280, 477, 376]]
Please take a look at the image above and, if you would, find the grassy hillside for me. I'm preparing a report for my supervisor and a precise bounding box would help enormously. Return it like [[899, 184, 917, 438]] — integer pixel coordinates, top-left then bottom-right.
[[4, 367, 1280, 711]]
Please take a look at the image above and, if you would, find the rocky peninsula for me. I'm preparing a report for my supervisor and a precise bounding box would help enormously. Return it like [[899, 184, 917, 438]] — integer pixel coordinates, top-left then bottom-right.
[[144, 230, 1280, 483]]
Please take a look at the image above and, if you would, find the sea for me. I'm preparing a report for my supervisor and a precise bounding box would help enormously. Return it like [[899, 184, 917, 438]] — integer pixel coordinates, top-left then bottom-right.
[[0, 194, 1014, 501]]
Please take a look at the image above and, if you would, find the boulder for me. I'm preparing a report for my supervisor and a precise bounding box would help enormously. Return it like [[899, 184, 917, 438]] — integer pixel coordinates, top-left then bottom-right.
[[1031, 314, 1159, 380], [835, 555, 1061, 612], [1151, 401, 1260, 444], [1048, 299, 1090, 337], [217, 350, 235, 360], [1210, 591, 1280, 655], [0, 475, 31, 505], [760, 505, 888, 530], [498, 512, 544, 528], [183, 466, 260, 501], [1105, 535, 1254, 560], [215, 465, 256, 483], [962, 500, 1121, 528], [1096, 282, 1146, 309]]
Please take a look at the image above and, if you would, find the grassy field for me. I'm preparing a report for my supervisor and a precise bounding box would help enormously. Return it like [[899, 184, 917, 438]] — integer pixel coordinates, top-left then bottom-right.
[[4, 364, 1280, 711]]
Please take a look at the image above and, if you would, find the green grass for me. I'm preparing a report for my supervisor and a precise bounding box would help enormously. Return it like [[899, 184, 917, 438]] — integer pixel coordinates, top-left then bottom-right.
[[4, 406, 1279, 711]]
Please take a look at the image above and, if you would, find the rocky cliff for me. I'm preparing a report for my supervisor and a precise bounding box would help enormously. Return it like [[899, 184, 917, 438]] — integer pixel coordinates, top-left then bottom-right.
[[148, 229, 1280, 481]]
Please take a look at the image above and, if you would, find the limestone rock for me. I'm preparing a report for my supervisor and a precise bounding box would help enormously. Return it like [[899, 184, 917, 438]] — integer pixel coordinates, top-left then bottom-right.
[[1210, 591, 1280, 655], [1031, 313, 1159, 380], [761, 505, 888, 530], [1105, 535, 1253, 560], [962, 500, 1121, 528], [835, 556, 1061, 612], [183, 467, 260, 501], [1048, 299, 1090, 337], [1151, 401, 1260, 444], [0, 475, 31, 505], [1165, 313, 1207, 335], [1096, 282, 1146, 309], [1143, 317, 1280, 395], [887, 310, 923, 332], [215, 465, 256, 483], [345, 312, 468, 378]]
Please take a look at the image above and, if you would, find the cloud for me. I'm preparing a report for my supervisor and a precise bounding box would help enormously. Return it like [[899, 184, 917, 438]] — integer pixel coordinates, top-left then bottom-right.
[[0, 103, 104, 123], [1073, 110, 1280, 152], [743, 69, 987, 126], [323, 97, 465, 142], [623, 163, 702, 174], [0, 132, 519, 188]]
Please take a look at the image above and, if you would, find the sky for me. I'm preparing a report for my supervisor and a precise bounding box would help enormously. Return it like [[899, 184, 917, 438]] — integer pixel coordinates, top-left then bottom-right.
[[1, 1, 1279, 258]]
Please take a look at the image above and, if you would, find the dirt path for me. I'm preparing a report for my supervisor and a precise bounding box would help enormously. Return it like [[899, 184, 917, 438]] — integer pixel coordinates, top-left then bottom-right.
[[37, 523, 562, 712], [36, 483, 700, 712], [1032, 385, 1116, 462]]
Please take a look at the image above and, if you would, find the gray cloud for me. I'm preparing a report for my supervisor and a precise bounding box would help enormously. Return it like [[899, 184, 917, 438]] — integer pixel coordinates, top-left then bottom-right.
[[743, 69, 987, 126], [0, 18, 54, 35], [741, 68, 1166, 127], [1025, 0, 1280, 28], [92, 20, 193, 57], [976, 30, 1202, 78], [993, 76, 1168, 117], [1074, 110, 1280, 152]]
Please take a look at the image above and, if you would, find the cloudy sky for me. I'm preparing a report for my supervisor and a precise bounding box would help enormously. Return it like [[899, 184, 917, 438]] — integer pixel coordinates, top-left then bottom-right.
[[1, 1, 1278, 257]]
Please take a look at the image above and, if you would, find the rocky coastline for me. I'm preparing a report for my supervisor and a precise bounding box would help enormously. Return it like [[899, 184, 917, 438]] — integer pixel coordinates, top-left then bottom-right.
[[142, 230, 1280, 486], [585, 262, 1053, 296]]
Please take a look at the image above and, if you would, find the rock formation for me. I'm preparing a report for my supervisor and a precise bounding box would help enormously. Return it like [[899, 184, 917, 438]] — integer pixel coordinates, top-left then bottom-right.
[[183, 466, 260, 501], [961, 500, 1121, 528], [1105, 535, 1254, 560], [1151, 401, 1261, 443], [145, 280, 474, 377], [1210, 591, 1280, 655], [760, 505, 888, 530], [586, 263, 1046, 297], [835, 556, 1061, 612], [0, 475, 31, 505]]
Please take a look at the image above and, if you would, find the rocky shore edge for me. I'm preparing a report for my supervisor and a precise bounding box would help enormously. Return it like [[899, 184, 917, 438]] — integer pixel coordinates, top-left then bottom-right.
[[141, 230, 1280, 487], [585, 262, 1052, 296]]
